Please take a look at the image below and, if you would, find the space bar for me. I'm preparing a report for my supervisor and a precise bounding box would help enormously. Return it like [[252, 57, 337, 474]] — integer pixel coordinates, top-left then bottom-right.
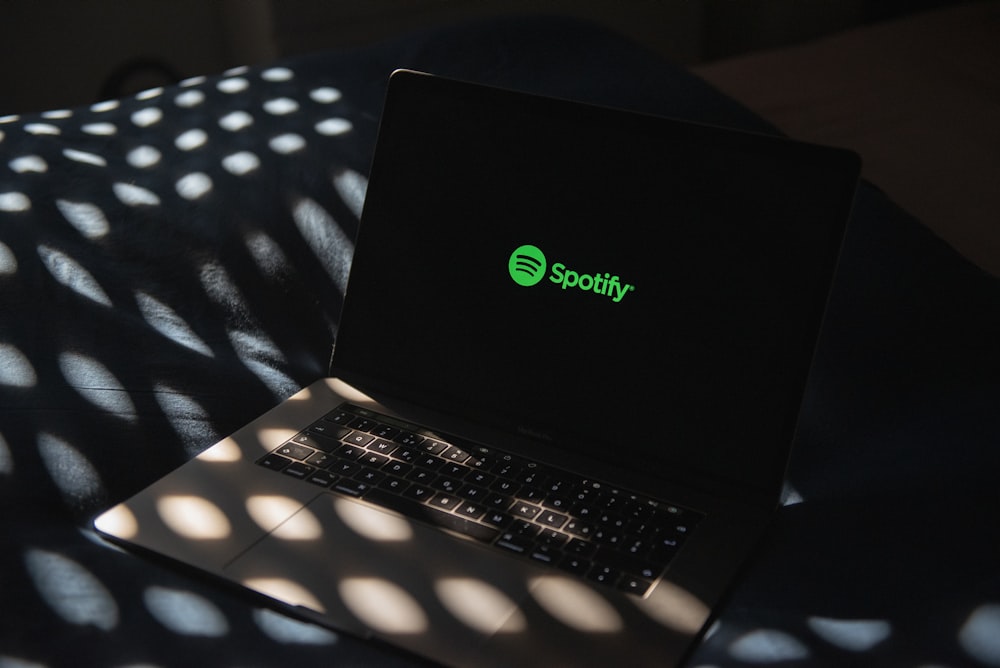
[[363, 488, 500, 543]]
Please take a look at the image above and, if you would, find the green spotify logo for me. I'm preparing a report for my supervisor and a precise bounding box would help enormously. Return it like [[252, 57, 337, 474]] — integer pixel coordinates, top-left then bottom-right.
[[507, 244, 635, 302], [508, 244, 548, 286]]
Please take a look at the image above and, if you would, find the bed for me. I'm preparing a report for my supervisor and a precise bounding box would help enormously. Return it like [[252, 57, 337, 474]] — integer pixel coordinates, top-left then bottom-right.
[[2, 10, 999, 667]]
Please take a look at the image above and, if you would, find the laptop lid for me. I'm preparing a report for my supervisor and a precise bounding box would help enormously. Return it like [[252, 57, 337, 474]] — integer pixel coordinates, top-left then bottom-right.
[[332, 69, 860, 509]]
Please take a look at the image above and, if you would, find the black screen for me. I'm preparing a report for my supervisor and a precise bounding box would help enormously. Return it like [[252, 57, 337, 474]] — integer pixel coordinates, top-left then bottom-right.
[[334, 71, 859, 500]]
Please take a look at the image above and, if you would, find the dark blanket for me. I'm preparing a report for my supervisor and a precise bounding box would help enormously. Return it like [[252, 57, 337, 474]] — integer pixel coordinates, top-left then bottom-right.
[[2, 16, 999, 667]]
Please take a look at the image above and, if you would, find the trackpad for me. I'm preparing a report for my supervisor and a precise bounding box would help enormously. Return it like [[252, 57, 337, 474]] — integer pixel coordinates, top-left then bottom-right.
[[223, 493, 538, 664]]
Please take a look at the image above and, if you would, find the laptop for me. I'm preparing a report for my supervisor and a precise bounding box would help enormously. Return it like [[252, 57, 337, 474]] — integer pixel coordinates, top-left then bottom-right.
[[94, 69, 860, 667]]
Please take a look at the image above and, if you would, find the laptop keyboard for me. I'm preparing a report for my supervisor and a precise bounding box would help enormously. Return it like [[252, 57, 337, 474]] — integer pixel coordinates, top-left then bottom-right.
[[256, 403, 702, 597]]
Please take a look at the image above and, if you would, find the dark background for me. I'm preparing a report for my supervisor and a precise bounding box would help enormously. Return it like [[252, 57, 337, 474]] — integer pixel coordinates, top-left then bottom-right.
[[0, 0, 972, 116]]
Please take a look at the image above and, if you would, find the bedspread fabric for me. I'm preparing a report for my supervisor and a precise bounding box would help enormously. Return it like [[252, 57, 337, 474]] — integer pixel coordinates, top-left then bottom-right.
[[2, 15, 999, 667]]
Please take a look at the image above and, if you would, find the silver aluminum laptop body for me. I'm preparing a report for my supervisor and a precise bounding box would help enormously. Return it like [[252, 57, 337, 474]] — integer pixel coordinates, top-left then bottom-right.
[[95, 70, 860, 667]]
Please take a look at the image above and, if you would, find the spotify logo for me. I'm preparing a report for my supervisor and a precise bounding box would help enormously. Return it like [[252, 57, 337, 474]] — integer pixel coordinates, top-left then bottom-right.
[[507, 243, 636, 302], [508, 244, 548, 287]]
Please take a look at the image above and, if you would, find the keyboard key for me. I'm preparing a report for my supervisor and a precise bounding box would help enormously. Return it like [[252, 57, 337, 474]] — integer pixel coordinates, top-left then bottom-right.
[[512, 503, 541, 520], [348, 417, 377, 432], [383, 461, 413, 477], [306, 471, 338, 488], [333, 479, 371, 497], [277, 442, 314, 460], [368, 439, 398, 456], [354, 468, 385, 485], [305, 452, 334, 469], [324, 410, 354, 425], [482, 511, 512, 528], [537, 511, 569, 529], [378, 476, 410, 494], [587, 566, 620, 586], [359, 452, 390, 468], [371, 424, 401, 440], [558, 556, 591, 576], [529, 544, 561, 565], [421, 439, 448, 455], [442, 446, 470, 463], [396, 432, 424, 447], [335, 444, 365, 459], [430, 494, 462, 511], [496, 533, 533, 554], [282, 462, 314, 479], [618, 576, 653, 596], [343, 431, 375, 447], [457, 502, 487, 520], [402, 484, 432, 502], [258, 453, 290, 471]]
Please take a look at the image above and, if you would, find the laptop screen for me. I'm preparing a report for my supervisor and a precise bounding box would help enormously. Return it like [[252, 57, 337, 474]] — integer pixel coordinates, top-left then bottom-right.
[[334, 71, 859, 501]]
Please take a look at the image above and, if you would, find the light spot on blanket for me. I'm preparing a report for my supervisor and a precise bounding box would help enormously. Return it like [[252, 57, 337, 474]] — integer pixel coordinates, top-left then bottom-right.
[[729, 629, 810, 662], [25, 548, 118, 630], [245, 230, 289, 276], [9, 155, 48, 173], [113, 182, 161, 207], [174, 128, 208, 151], [82, 122, 117, 136], [174, 89, 205, 108], [56, 199, 110, 239], [42, 109, 72, 120], [152, 383, 217, 455], [144, 587, 229, 637], [310, 86, 342, 104], [253, 608, 338, 645], [0, 431, 11, 474], [807, 617, 891, 652], [135, 87, 164, 101], [960, 604, 1000, 666], [0, 343, 36, 387], [292, 197, 353, 294], [37, 431, 106, 507], [264, 97, 299, 116], [315, 117, 352, 136], [222, 151, 260, 175], [175, 172, 213, 200], [219, 110, 254, 132], [135, 291, 213, 356], [37, 245, 112, 306], [180, 75, 207, 87], [57, 351, 137, 420], [269, 133, 305, 154], [24, 123, 60, 136], [90, 99, 120, 113], [63, 148, 107, 167], [126, 145, 162, 168], [227, 329, 296, 397], [332, 168, 367, 219], [262, 67, 294, 82], [0, 191, 31, 212], [131, 107, 163, 128], [0, 240, 16, 274], [218, 77, 249, 94]]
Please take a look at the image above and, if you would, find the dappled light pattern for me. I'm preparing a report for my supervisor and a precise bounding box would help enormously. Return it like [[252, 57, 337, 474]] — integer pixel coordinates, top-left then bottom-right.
[[25, 549, 119, 631], [960, 604, 1000, 667], [4, 20, 1000, 668], [253, 608, 339, 645], [144, 586, 229, 637], [728, 628, 810, 662], [0, 59, 375, 668]]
